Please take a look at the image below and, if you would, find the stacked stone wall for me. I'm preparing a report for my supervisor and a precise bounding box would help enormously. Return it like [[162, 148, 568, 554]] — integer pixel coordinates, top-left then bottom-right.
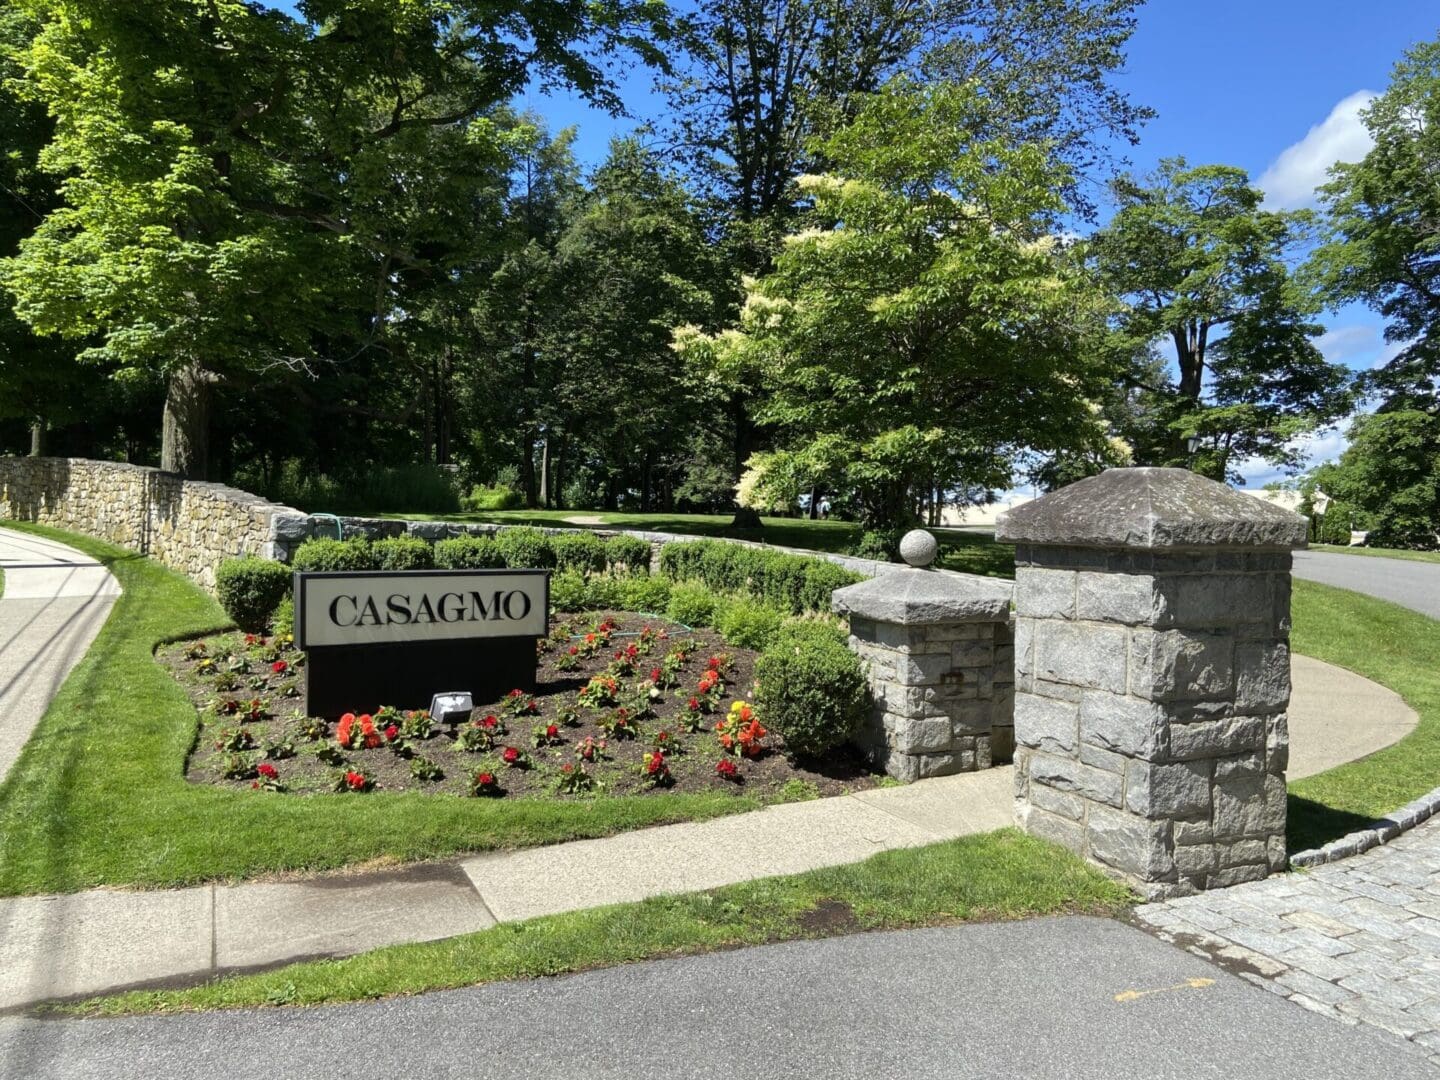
[[0, 457, 297, 589]]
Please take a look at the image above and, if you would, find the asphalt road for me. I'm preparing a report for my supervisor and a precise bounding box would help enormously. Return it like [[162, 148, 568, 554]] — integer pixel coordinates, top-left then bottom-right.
[[1293, 549, 1440, 619], [1, 918, 1428, 1080]]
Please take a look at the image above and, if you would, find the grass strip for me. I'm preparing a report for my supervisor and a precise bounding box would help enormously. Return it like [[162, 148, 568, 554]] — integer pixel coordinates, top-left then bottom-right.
[[1288, 579, 1440, 850], [0, 523, 764, 895], [53, 829, 1129, 1017]]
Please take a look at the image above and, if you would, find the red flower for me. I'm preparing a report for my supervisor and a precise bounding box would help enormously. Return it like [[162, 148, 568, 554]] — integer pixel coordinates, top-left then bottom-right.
[[344, 771, 366, 791], [647, 750, 666, 774], [257, 762, 278, 780], [650, 667, 663, 683], [707, 656, 722, 671], [507, 689, 523, 699], [271, 660, 288, 674], [385, 724, 399, 741], [502, 747, 520, 765], [477, 772, 495, 786], [687, 697, 700, 711], [480, 714, 498, 729], [244, 634, 257, 645], [716, 758, 738, 779], [560, 763, 575, 775], [568, 646, 579, 656], [546, 724, 559, 738]]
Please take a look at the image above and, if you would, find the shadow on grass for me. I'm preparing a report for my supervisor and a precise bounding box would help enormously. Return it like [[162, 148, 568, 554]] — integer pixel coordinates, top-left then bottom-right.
[[1287, 793, 1375, 854]]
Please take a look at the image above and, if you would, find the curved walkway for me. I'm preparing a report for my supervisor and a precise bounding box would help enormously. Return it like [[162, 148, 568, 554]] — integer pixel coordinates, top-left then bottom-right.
[[0, 528, 120, 783]]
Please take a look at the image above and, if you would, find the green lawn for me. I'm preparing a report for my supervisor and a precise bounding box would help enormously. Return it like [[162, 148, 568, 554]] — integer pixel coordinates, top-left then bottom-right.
[[1287, 579, 1440, 850], [57, 829, 1130, 1017], [1310, 543, 1440, 565], [0, 523, 770, 896], [387, 508, 1015, 578]]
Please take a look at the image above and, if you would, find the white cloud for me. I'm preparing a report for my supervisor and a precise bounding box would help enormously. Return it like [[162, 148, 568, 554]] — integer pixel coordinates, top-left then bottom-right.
[[1315, 325, 1379, 365], [1234, 424, 1350, 489], [1258, 90, 1377, 210]]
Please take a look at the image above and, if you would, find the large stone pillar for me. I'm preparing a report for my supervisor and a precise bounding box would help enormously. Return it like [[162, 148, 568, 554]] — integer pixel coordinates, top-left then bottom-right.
[[996, 468, 1307, 898], [832, 530, 1014, 780]]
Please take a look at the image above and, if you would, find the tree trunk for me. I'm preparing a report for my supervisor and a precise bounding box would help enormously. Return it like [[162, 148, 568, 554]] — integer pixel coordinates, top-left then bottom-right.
[[161, 361, 212, 479], [538, 437, 550, 507], [28, 419, 45, 457], [519, 431, 539, 508]]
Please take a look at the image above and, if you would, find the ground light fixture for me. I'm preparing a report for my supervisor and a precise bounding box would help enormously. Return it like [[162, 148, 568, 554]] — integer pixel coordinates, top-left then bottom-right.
[[430, 691, 473, 725]]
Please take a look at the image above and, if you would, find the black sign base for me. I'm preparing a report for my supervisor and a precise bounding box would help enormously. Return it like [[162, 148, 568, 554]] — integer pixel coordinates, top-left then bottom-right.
[[303, 636, 537, 718]]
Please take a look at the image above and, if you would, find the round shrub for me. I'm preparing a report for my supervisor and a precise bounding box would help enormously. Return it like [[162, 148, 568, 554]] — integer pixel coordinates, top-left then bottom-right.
[[606, 535, 652, 576], [433, 534, 505, 569], [290, 537, 376, 572], [495, 527, 556, 569], [716, 597, 786, 650], [755, 621, 868, 759], [665, 580, 717, 627], [550, 571, 590, 612], [216, 557, 291, 634], [372, 536, 434, 571], [552, 531, 608, 575], [617, 573, 671, 613], [801, 560, 863, 613]]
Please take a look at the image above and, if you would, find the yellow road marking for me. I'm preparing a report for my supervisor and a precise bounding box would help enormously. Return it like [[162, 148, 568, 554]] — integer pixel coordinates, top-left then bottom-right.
[[1114, 978, 1215, 1003]]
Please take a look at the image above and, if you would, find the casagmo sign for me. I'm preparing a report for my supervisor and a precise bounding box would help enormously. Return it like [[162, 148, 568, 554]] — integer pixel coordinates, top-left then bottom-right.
[[294, 569, 550, 715], [297, 571, 547, 648]]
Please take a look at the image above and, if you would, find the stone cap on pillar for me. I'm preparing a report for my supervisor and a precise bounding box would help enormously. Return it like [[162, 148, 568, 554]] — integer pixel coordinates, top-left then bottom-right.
[[995, 467, 1308, 551], [832, 568, 1013, 625]]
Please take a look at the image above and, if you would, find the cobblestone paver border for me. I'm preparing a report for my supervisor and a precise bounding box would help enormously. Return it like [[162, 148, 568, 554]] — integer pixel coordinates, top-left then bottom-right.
[[1291, 786, 1440, 867], [1137, 818, 1440, 1068]]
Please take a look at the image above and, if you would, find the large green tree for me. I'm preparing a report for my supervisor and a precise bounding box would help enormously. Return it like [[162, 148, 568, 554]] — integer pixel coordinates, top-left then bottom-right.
[[677, 81, 1113, 536], [1, 0, 665, 478], [1088, 159, 1351, 481]]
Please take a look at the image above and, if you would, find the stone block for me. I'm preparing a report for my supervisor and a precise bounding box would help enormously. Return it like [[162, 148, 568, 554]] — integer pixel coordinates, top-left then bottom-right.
[[1214, 750, 1265, 781], [1079, 742, 1127, 775], [1031, 783, 1086, 821], [1156, 574, 1270, 628], [892, 717, 954, 755], [1208, 863, 1269, 888], [1125, 759, 1212, 818], [1235, 640, 1291, 712], [1034, 621, 1129, 694], [952, 640, 995, 668], [899, 653, 956, 686], [1175, 819, 1214, 846], [1213, 772, 1285, 839], [1015, 568, 1076, 619], [405, 520, 453, 540], [1076, 572, 1159, 625], [1264, 714, 1289, 773], [1175, 842, 1217, 876], [949, 701, 992, 737], [1167, 714, 1265, 760], [1013, 694, 1078, 755], [1078, 692, 1168, 759], [1087, 805, 1176, 880], [1027, 752, 1123, 808], [1129, 629, 1234, 701]]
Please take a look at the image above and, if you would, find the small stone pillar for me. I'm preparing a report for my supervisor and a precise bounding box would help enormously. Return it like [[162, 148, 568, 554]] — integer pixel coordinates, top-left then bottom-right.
[[996, 468, 1307, 899], [832, 530, 1014, 780]]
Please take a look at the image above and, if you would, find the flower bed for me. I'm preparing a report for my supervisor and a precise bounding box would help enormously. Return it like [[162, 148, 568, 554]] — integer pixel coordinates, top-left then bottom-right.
[[166, 612, 880, 799]]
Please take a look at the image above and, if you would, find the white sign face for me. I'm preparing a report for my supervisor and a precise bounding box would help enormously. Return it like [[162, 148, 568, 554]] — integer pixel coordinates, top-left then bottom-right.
[[296, 571, 549, 648]]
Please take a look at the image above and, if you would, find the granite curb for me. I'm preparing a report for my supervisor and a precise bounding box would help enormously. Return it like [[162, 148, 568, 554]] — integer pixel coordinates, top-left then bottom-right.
[[1290, 785, 1440, 868]]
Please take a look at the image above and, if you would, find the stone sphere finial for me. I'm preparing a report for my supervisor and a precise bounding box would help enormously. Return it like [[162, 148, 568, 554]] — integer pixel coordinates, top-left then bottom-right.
[[899, 528, 938, 568]]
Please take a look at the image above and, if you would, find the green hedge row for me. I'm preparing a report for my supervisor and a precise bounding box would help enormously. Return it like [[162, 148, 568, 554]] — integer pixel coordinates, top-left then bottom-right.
[[287, 529, 652, 576], [657, 539, 862, 615]]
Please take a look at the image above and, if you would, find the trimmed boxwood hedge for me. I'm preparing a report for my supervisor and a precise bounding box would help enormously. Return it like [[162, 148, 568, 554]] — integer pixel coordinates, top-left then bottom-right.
[[755, 620, 868, 758], [215, 557, 291, 633], [433, 534, 506, 569], [658, 539, 862, 615]]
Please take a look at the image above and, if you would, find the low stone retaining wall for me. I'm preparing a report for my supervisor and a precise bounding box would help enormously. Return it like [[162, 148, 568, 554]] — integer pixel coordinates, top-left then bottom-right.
[[1290, 786, 1440, 867], [0, 457, 298, 589]]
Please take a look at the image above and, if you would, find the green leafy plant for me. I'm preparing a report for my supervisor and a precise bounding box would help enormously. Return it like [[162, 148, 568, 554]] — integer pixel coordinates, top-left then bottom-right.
[[290, 538, 377, 573], [494, 527, 555, 570], [552, 531, 608, 575], [410, 757, 444, 782], [219, 752, 257, 780], [372, 536, 434, 571], [215, 557, 291, 634], [716, 597, 785, 650], [664, 580, 717, 627], [617, 573, 671, 612], [433, 534, 506, 569], [605, 535, 652, 576], [755, 621, 868, 758]]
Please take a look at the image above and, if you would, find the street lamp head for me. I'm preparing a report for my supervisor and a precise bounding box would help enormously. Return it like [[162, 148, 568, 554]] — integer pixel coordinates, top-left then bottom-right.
[[1185, 434, 1200, 454]]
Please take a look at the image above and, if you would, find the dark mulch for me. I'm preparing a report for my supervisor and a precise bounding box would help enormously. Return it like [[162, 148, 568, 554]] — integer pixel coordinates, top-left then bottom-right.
[[164, 611, 882, 801]]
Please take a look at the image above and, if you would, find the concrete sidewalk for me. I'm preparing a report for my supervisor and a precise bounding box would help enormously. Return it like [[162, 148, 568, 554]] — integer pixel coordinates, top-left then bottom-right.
[[0, 527, 120, 783]]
